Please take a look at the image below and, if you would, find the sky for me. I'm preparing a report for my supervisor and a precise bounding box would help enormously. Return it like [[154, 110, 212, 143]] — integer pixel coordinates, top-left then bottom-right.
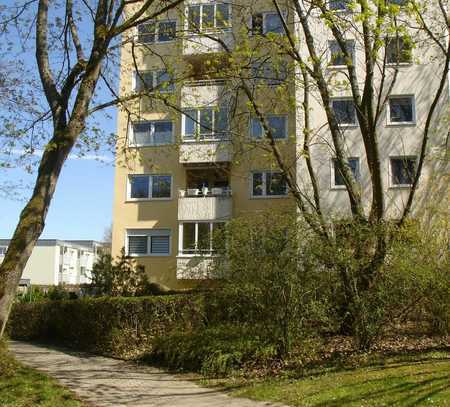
[[0, 0, 117, 242]]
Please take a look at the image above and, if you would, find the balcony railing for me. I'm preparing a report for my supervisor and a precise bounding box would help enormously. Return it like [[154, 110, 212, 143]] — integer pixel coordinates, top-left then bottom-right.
[[178, 189, 232, 221]]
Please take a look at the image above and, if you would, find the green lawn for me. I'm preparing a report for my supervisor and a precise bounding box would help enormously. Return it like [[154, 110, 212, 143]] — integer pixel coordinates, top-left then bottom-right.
[[0, 365, 88, 407], [222, 352, 450, 407]]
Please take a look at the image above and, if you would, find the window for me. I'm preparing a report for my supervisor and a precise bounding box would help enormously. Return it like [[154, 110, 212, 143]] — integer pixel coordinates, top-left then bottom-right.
[[131, 121, 173, 146], [134, 70, 174, 93], [187, 3, 231, 32], [388, 96, 415, 124], [328, 0, 350, 11], [252, 61, 288, 86], [385, 37, 412, 64], [332, 158, 360, 187], [390, 157, 416, 186], [128, 175, 172, 199], [127, 229, 171, 256], [331, 98, 357, 126], [329, 40, 355, 67], [252, 171, 288, 197], [180, 222, 225, 254], [250, 115, 287, 140], [251, 12, 285, 34], [137, 20, 176, 44], [183, 107, 229, 140], [0, 246, 7, 256], [386, 0, 407, 6]]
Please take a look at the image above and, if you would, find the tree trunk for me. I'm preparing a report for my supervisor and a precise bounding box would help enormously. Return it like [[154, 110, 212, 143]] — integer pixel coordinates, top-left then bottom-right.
[[0, 136, 73, 336]]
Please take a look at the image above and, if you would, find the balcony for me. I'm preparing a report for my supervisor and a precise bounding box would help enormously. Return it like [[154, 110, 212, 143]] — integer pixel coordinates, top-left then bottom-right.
[[180, 139, 232, 164], [183, 30, 234, 55], [181, 79, 228, 108], [178, 188, 232, 221], [176, 256, 214, 279]]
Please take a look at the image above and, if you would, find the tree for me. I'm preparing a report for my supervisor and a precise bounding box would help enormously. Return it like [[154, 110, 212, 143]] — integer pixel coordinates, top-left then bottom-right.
[[165, 0, 449, 344], [0, 0, 185, 336]]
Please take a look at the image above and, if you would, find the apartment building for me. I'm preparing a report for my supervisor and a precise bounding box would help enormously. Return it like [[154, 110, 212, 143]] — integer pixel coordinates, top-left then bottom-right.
[[112, 0, 449, 288], [0, 240, 108, 286]]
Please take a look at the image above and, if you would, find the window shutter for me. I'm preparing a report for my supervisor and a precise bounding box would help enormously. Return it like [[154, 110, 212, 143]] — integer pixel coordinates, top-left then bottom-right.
[[128, 236, 148, 255], [151, 236, 170, 254]]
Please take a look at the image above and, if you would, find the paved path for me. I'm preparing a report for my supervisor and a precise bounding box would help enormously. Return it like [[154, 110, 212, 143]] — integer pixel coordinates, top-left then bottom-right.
[[10, 341, 287, 407]]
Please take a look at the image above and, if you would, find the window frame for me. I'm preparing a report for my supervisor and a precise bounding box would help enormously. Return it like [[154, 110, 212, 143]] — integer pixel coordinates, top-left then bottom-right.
[[186, 3, 232, 33], [251, 61, 288, 87], [387, 95, 416, 126], [328, 0, 351, 12], [385, 36, 413, 66], [130, 120, 174, 147], [331, 157, 361, 189], [181, 107, 229, 141], [178, 221, 225, 256], [127, 174, 173, 201], [250, 171, 289, 198], [389, 156, 417, 188], [126, 229, 171, 257], [132, 70, 175, 94], [136, 20, 177, 44], [328, 39, 356, 68], [250, 11, 287, 35], [249, 115, 288, 140], [331, 97, 358, 127]]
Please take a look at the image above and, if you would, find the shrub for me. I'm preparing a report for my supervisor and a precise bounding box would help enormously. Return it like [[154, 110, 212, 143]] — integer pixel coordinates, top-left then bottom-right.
[[149, 324, 278, 376], [90, 248, 151, 297], [8, 295, 204, 360]]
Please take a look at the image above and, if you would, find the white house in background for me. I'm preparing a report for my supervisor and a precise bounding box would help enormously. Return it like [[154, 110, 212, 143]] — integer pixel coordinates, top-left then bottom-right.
[[0, 239, 110, 286]]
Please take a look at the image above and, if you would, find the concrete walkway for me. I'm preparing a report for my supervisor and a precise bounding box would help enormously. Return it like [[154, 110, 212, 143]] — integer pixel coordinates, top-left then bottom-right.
[[10, 341, 287, 407]]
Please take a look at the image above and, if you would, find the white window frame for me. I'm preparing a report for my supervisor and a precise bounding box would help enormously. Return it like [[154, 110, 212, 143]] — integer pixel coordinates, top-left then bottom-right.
[[181, 107, 229, 141], [129, 120, 174, 147], [249, 115, 288, 140], [385, 36, 413, 66], [126, 229, 171, 257], [132, 70, 174, 94], [136, 20, 177, 44], [127, 174, 173, 201], [330, 157, 360, 190], [328, 39, 356, 68], [250, 171, 289, 198], [388, 156, 417, 188], [387, 95, 416, 126], [330, 97, 358, 127], [178, 222, 225, 256], [328, 0, 350, 12], [185, 3, 232, 33]]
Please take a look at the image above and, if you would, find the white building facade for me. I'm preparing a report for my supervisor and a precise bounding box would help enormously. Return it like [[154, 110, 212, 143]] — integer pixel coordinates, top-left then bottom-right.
[[0, 240, 108, 286]]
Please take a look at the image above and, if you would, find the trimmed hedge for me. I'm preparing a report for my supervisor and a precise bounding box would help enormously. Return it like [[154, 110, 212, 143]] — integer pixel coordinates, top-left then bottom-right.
[[7, 295, 205, 360]]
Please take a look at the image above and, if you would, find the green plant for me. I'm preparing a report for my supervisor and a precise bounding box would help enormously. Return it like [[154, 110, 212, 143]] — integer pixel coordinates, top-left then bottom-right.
[[90, 248, 151, 297], [150, 324, 278, 376], [211, 209, 333, 357]]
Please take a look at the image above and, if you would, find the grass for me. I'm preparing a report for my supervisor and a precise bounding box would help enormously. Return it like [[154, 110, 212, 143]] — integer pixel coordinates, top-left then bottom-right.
[[209, 351, 450, 407], [0, 342, 87, 407]]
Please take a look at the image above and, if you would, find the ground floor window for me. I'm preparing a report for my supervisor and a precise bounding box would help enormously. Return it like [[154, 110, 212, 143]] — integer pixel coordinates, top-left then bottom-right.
[[251, 171, 288, 197], [126, 229, 171, 256], [179, 222, 225, 255]]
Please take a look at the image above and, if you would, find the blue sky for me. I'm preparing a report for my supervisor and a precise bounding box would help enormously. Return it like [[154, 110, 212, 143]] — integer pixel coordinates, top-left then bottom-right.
[[0, 156, 115, 241], [0, 1, 117, 242]]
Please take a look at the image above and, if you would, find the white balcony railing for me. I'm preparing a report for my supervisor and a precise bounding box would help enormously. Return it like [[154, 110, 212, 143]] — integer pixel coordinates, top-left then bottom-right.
[[176, 256, 215, 279], [178, 190, 232, 221], [179, 140, 232, 163], [183, 30, 234, 55]]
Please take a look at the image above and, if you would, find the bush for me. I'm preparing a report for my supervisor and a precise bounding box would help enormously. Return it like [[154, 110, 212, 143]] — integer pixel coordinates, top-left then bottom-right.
[[90, 248, 151, 297], [149, 324, 278, 376], [7, 295, 204, 360]]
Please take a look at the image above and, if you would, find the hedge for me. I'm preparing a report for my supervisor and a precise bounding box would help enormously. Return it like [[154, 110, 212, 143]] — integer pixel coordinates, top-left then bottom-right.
[[7, 295, 205, 360]]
